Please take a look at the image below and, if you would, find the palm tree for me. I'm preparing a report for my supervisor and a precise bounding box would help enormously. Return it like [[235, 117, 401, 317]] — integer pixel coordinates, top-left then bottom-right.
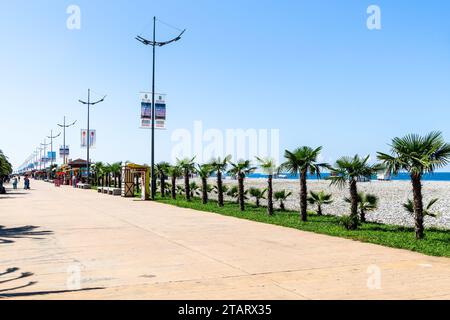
[[256, 157, 277, 215], [274, 190, 292, 211], [249, 188, 267, 207], [197, 164, 214, 204], [329, 155, 383, 230], [156, 162, 171, 198], [403, 198, 440, 218], [279, 146, 328, 222], [209, 155, 232, 207], [357, 193, 378, 223], [228, 160, 257, 211], [344, 192, 378, 223], [109, 162, 122, 188], [378, 132, 450, 239], [189, 182, 201, 198], [307, 191, 333, 216], [176, 157, 196, 201], [213, 184, 229, 201], [0, 150, 12, 194], [167, 165, 183, 200], [226, 185, 248, 204], [92, 162, 105, 186]]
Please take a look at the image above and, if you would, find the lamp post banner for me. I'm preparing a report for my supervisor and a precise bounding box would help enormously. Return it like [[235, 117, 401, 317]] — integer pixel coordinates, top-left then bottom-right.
[[81, 129, 96, 148], [59, 146, 70, 158], [140, 92, 166, 130]]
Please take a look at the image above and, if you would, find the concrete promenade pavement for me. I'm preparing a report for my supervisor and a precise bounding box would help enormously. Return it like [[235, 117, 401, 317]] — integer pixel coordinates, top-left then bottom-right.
[[0, 180, 449, 300]]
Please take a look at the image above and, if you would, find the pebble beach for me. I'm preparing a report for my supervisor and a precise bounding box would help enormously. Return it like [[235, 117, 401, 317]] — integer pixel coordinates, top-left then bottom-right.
[[202, 178, 450, 230]]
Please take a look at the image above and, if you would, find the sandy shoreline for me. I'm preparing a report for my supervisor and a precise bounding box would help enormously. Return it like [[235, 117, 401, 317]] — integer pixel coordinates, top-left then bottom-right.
[[197, 178, 450, 229]]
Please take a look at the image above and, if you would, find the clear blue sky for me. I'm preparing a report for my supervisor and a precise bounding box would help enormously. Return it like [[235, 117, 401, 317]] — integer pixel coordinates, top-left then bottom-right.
[[1, 0, 449, 169]]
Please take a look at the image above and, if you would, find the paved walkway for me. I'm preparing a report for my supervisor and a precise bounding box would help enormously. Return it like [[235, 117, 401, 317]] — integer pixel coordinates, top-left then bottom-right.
[[0, 180, 449, 300]]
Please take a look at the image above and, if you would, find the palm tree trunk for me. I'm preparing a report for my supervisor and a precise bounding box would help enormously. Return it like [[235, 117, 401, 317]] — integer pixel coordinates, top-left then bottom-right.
[[318, 204, 322, 216], [280, 200, 285, 211], [349, 179, 359, 229], [411, 174, 424, 239], [171, 175, 177, 199], [118, 173, 122, 189], [267, 175, 273, 215], [300, 170, 308, 222], [217, 171, 224, 207], [161, 175, 166, 198], [256, 198, 260, 207], [201, 177, 208, 204], [360, 209, 366, 223], [238, 176, 245, 211], [185, 170, 191, 201]]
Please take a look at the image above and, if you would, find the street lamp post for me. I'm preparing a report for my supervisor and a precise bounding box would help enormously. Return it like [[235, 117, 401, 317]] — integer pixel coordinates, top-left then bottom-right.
[[58, 116, 77, 165], [40, 139, 51, 176], [136, 17, 185, 199], [79, 89, 106, 184], [47, 130, 61, 170]]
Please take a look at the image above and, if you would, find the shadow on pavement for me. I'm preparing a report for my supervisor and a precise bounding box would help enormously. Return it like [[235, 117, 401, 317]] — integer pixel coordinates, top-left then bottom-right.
[[0, 267, 104, 299], [0, 225, 53, 244]]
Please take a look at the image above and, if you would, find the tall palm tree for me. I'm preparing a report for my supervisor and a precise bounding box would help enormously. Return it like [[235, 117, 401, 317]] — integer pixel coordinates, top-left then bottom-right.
[[109, 162, 122, 188], [256, 157, 277, 215], [228, 160, 256, 211], [176, 157, 196, 201], [378, 132, 450, 239], [329, 155, 383, 230], [167, 165, 183, 200], [249, 188, 267, 207], [156, 162, 171, 198], [274, 190, 292, 211], [210, 155, 232, 207], [197, 164, 214, 204], [307, 191, 333, 216], [279, 146, 328, 222], [92, 162, 105, 186]]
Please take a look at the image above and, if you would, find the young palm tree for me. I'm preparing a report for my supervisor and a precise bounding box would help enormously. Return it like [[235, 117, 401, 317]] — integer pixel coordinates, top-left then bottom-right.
[[197, 164, 214, 204], [358, 193, 378, 223], [210, 155, 232, 207], [176, 157, 196, 201], [103, 163, 112, 187], [228, 160, 257, 211], [189, 182, 201, 198], [156, 162, 171, 198], [329, 155, 383, 230], [249, 188, 267, 207], [279, 146, 328, 222], [307, 191, 333, 216], [378, 132, 450, 239], [167, 165, 183, 200], [274, 190, 292, 211], [226, 185, 248, 204], [256, 157, 277, 215], [403, 198, 440, 218], [344, 192, 378, 223]]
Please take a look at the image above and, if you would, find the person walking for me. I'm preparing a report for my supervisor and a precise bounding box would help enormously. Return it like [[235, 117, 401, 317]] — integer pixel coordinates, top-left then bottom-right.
[[24, 176, 30, 190], [12, 177, 18, 190]]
